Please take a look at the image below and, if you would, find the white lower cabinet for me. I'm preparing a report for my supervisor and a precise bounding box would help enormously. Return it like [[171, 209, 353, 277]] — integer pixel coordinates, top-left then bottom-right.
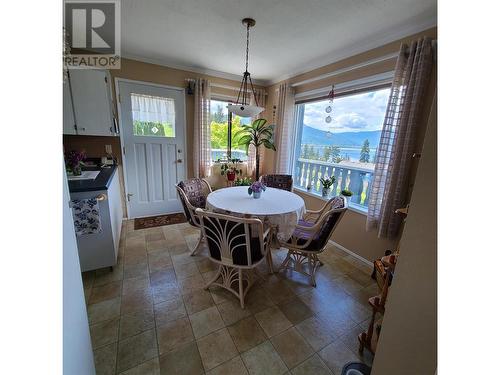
[[70, 171, 123, 272]]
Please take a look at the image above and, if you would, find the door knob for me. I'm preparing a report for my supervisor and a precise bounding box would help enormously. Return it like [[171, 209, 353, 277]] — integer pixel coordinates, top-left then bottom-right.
[[177, 159, 182, 163]]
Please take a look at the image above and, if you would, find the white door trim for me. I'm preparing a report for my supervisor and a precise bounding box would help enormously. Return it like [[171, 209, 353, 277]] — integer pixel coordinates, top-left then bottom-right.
[[114, 77, 188, 219]]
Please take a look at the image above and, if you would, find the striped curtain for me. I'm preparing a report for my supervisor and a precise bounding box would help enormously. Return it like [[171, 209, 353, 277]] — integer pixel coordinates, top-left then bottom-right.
[[193, 78, 211, 178], [367, 38, 433, 238], [274, 83, 295, 174]]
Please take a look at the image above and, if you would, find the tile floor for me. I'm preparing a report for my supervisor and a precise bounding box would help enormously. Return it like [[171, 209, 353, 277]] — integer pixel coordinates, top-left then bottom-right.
[[82, 220, 376, 375]]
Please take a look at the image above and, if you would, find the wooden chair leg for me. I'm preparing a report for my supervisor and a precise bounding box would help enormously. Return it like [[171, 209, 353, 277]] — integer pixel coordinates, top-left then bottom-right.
[[189, 231, 204, 256]]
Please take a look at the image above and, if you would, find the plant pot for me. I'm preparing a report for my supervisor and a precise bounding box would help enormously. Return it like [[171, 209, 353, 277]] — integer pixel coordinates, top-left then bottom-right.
[[322, 187, 330, 197], [72, 165, 82, 176], [342, 195, 351, 205], [252, 191, 261, 199], [226, 171, 236, 181]]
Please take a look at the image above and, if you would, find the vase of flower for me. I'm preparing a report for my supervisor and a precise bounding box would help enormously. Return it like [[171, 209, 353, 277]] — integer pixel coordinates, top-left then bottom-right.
[[65, 150, 86, 176], [72, 165, 82, 176], [248, 181, 266, 199], [321, 187, 330, 197], [319, 175, 336, 198]]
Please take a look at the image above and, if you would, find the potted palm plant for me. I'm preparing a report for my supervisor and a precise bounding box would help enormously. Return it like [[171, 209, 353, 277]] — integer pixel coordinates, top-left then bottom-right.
[[235, 118, 276, 180], [319, 175, 336, 197]]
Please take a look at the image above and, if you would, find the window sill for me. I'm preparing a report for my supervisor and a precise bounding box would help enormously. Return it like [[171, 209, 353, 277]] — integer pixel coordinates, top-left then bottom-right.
[[293, 186, 368, 216]]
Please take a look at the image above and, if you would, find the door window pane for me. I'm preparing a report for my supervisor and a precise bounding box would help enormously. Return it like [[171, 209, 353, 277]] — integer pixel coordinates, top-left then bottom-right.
[[131, 93, 175, 137]]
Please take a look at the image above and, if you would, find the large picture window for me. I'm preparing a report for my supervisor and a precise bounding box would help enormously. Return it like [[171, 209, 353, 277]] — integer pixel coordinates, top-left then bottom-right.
[[210, 99, 250, 162], [293, 87, 391, 211]]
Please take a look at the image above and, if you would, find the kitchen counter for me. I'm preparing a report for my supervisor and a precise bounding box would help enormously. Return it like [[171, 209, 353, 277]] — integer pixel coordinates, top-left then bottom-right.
[[68, 165, 118, 193]]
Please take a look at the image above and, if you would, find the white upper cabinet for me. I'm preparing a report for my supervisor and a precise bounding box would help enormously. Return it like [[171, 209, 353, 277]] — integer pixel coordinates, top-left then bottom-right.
[[66, 70, 117, 136], [63, 75, 77, 135]]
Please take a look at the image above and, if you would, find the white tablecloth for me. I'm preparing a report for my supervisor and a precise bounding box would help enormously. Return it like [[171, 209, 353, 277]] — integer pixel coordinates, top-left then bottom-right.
[[206, 186, 306, 241]]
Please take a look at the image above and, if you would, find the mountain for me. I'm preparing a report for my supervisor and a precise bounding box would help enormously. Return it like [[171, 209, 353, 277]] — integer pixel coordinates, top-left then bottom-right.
[[300, 125, 382, 147]]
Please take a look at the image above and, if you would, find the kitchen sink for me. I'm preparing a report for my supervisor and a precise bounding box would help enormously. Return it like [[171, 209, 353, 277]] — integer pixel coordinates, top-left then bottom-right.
[[67, 170, 100, 180]]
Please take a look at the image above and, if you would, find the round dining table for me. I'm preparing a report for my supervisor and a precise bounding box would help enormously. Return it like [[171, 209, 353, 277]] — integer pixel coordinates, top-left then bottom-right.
[[206, 186, 306, 273], [206, 186, 306, 242]]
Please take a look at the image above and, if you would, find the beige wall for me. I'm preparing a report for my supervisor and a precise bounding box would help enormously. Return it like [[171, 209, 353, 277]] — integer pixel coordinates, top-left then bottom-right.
[[372, 91, 437, 375]]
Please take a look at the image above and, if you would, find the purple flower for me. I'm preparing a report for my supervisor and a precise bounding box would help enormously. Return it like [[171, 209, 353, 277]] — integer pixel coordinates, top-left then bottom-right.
[[65, 150, 86, 168], [248, 181, 267, 194]]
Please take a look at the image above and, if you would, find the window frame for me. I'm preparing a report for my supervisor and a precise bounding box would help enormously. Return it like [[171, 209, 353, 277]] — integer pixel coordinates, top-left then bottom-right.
[[209, 96, 248, 163], [291, 73, 394, 214]]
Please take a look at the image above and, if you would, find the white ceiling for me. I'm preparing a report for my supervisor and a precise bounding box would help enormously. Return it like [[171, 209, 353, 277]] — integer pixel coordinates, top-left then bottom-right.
[[121, 0, 436, 85]]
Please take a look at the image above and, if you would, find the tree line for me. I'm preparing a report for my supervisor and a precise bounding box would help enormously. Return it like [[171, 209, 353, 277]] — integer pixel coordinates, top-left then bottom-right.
[[301, 139, 375, 163]]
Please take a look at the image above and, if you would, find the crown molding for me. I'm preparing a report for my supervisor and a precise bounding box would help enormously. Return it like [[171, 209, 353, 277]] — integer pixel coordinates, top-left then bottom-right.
[[120, 53, 269, 86], [268, 18, 437, 85]]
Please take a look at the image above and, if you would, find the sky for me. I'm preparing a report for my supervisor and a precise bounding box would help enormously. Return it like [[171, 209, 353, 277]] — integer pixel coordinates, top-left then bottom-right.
[[303, 87, 390, 133]]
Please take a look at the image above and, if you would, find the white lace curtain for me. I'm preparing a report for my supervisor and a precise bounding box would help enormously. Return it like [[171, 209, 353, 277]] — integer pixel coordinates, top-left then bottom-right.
[[131, 93, 175, 124], [367, 38, 434, 238], [193, 78, 212, 178], [274, 83, 295, 174], [247, 88, 267, 178]]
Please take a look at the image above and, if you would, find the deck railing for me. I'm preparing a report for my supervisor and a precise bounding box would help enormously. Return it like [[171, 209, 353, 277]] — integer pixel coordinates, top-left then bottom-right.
[[294, 158, 375, 208]]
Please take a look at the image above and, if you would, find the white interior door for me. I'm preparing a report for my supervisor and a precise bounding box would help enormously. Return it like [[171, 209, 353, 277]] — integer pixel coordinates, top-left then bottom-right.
[[118, 80, 186, 218]]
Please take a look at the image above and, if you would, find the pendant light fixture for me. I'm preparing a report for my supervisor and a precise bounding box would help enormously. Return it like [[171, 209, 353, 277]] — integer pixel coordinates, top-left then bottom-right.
[[227, 18, 264, 118]]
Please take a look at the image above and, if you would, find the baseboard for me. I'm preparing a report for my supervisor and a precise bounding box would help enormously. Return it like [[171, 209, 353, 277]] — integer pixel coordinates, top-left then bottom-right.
[[328, 240, 372, 268]]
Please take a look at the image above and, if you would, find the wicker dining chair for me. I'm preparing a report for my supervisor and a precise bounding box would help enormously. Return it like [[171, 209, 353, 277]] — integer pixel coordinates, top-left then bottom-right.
[[175, 178, 212, 256], [278, 196, 347, 286], [195, 208, 272, 308], [259, 174, 293, 191]]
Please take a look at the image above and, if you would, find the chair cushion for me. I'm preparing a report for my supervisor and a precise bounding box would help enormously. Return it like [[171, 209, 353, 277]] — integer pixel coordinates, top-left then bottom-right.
[[178, 179, 208, 208], [289, 211, 343, 251], [177, 179, 209, 226], [261, 174, 293, 191], [204, 218, 264, 266]]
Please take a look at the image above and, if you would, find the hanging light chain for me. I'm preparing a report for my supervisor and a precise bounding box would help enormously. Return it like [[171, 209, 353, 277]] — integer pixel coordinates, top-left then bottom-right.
[[233, 19, 260, 109]]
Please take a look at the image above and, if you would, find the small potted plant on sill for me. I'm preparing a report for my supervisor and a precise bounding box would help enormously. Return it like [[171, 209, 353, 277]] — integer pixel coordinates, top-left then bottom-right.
[[248, 181, 266, 199], [319, 175, 336, 197], [65, 150, 86, 176], [220, 158, 242, 182], [341, 189, 353, 205]]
